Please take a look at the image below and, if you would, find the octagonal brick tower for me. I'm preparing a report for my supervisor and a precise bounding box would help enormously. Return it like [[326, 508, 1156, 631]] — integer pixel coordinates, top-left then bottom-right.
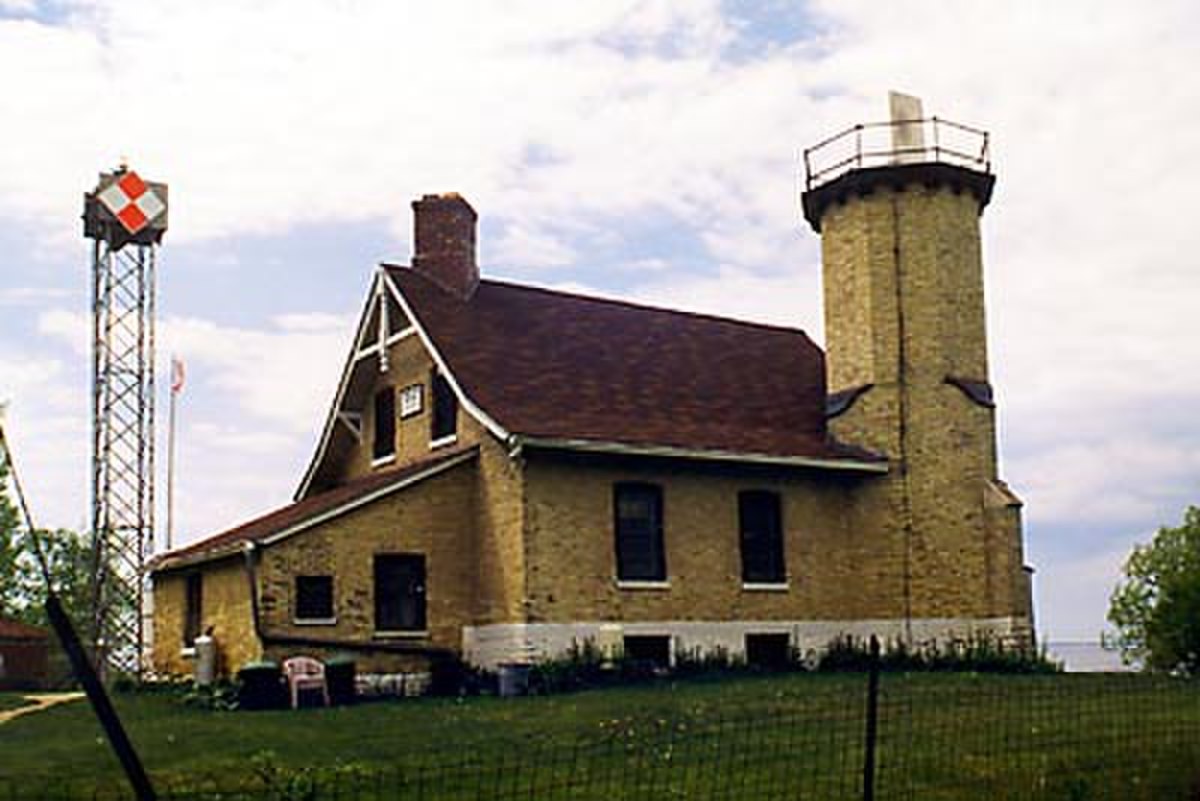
[[802, 95, 1034, 646]]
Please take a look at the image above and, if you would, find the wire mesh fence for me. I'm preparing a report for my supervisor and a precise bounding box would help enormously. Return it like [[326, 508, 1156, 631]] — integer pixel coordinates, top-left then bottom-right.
[[2, 670, 1197, 800]]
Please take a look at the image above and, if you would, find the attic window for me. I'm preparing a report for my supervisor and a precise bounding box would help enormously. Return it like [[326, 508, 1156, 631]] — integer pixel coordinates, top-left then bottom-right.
[[430, 370, 457, 444], [399, 384, 423, 418], [373, 387, 396, 463]]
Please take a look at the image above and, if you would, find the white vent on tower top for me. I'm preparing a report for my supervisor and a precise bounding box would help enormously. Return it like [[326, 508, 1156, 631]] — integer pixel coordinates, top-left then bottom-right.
[[888, 91, 925, 164]]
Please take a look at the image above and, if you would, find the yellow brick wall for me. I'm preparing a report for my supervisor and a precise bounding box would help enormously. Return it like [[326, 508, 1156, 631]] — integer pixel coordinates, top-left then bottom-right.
[[255, 459, 478, 668], [522, 454, 905, 624], [821, 181, 1032, 634], [151, 556, 260, 677], [336, 334, 485, 484]]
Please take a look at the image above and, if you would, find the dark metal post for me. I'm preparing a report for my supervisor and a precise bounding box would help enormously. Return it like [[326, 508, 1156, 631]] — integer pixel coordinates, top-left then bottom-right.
[[863, 635, 881, 801], [46, 594, 157, 801]]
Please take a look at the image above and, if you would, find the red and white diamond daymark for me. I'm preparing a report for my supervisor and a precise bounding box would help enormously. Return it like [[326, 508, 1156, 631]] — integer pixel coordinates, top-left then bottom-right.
[[97, 171, 165, 234]]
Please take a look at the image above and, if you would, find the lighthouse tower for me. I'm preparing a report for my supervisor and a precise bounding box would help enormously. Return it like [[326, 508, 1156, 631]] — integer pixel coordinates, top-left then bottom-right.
[[803, 94, 1034, 645]]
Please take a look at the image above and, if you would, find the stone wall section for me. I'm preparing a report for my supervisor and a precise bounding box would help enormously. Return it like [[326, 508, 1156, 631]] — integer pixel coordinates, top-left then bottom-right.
[[151, 556, 259, 677], [821, 182, 1032, 639], [521, 453, 901, 625], [256, 460, 478, 667]]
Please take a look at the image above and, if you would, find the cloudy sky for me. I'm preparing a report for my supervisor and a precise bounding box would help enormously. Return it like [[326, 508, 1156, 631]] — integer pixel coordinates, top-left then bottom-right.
[[2, 0, 1197, 642]]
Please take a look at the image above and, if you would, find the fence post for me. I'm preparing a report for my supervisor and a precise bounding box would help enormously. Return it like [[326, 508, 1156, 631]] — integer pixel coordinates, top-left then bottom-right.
[[863, 635, 881, 801], [45, 594, 157, 801]]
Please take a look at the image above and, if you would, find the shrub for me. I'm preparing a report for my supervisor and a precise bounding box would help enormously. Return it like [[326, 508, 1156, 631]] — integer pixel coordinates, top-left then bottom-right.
[[816, 634, 1061, 674]]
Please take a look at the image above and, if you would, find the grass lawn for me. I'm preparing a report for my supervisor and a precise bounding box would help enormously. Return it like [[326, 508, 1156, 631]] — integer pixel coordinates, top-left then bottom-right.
[[0, 693, 36, 713], [0, 672, 1196, 800]]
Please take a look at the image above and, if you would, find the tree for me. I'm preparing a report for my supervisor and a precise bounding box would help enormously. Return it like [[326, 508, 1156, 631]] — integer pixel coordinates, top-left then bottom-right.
[[0, 456, 23, 616], [1108, 506, 1200, 675]]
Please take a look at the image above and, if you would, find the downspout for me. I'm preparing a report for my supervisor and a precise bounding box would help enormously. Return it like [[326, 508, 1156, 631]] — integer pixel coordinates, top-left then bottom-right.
[[241, 542, 266, 648], [891, 195, 915, 646]]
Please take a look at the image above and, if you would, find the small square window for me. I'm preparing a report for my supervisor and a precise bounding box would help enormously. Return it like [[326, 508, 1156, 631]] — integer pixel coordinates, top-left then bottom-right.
[[623, 635, 671, 668], [745, 633, 791, 670], [399, 384, 423, 418], [295, 575, 334, 621]]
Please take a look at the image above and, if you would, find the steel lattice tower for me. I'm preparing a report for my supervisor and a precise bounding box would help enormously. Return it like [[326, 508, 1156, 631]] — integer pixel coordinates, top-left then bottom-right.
[[84, 168, 168, 676]]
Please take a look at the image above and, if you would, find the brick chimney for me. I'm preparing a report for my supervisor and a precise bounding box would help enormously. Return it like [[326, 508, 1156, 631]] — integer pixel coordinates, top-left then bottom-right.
[[411, 193, 478, 299]]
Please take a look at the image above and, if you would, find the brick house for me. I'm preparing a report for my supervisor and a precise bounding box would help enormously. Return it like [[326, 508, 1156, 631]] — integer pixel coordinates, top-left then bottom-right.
[[0, 616, 49, 690], [151, 135, 1034, 676]]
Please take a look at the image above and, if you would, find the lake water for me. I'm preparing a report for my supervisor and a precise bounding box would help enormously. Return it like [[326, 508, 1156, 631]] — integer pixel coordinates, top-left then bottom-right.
[[1044, 641, 1133, 673]]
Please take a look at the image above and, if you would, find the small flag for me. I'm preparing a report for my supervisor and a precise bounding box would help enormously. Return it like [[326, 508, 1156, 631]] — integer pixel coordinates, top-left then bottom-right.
[[170, 356, 185, 395]]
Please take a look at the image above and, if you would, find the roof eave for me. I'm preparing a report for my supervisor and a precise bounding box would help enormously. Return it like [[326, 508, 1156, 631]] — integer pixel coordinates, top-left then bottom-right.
[[156, 448, 479, 573], [513, 435, 889, 473]]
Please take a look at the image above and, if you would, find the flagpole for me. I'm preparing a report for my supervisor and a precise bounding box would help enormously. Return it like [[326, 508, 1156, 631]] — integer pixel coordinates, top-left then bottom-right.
[[167, 357, 178, 552]]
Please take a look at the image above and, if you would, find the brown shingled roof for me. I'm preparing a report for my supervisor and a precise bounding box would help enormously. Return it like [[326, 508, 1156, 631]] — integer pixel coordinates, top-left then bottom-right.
[[389, 266, 872, 463], [0, 616, 48, 641], [154, 446, 478, 570]]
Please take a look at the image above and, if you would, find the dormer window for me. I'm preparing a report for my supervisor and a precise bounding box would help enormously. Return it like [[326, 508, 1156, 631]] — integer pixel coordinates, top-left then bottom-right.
[[372, 387, 396, 463], [431, 369, 457, 445]]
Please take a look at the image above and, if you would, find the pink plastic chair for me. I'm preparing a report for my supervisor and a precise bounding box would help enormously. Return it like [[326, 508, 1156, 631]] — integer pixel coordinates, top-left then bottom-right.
[[282, 656, 329, 709]]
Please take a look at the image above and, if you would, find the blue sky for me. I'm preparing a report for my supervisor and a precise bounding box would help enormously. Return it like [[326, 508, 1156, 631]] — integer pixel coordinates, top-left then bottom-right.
[[2, 0, 1199, 642]]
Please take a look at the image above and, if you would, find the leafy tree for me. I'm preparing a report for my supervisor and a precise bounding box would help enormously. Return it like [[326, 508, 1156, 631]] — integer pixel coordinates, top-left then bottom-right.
[[1108, 506, 1200, 674], [0, 456, 23, 616], [15, 527, 97, 631]]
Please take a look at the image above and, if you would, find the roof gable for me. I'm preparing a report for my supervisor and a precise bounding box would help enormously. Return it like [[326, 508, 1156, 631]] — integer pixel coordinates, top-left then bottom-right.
[[388, 266, 856, 462]]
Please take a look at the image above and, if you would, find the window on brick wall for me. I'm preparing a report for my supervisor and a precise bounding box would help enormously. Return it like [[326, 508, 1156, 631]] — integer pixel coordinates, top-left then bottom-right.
[[294, 575, 334, 622], [374, 554, 426, 632], [430, 370, 457, 443], [183, 572, 202, 647], [739, 490, 785, 584], [623, 635, 671, 668], [372, 387, 396, 462], [614, 482, 666, 582], [745, 633, 791, 670]]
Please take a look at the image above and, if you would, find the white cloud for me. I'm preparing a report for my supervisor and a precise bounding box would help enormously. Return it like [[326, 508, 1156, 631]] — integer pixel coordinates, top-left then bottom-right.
[[3, 0, 1200, 640]]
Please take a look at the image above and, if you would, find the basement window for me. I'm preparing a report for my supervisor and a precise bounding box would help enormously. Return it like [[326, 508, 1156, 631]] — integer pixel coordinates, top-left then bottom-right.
[[430, 370, 457, 445], [372, 387, 396, 463], [294, 575, 335, 623], [739, 490, 786, 585], [183, 572, 202, 647], [623, 635, 671, 669], [614, 483, 666, 582], [745, 633, 792, 670], [374, 554, 427, 633]]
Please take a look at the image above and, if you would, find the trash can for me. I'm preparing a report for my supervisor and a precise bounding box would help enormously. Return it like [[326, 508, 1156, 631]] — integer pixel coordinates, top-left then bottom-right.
[[498, 663, 531, 697], [194, 634, 217, 687], [237, 661, 285, 710], [325, 654, 356, 705]]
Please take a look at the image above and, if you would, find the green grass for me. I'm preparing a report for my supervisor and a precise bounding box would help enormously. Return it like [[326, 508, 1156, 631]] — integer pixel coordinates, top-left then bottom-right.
[[0, 673, 1196, 800], [0, 693, 36, 713]]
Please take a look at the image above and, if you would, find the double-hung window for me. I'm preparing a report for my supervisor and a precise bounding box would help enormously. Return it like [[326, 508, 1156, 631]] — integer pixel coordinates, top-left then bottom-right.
[[374, 554, 427, 632], [372, 387, 396, 462], [430, 370, 457, 444], [739, 490, 785, 584], [614, 483, 666, 582]]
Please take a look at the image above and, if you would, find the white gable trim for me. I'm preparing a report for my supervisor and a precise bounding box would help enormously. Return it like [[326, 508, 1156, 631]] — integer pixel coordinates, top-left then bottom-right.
[[381, 270, 511, 444], [264, 449, 477, 547], [296, 270, 384, 500], [296, 266, 511, 500], [158, 448, 478, 572], [513, 436, 889, 474]]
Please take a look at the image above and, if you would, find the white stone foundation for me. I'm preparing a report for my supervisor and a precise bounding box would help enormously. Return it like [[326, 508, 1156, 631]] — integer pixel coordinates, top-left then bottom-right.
[[462, 617, 1030, 670]]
